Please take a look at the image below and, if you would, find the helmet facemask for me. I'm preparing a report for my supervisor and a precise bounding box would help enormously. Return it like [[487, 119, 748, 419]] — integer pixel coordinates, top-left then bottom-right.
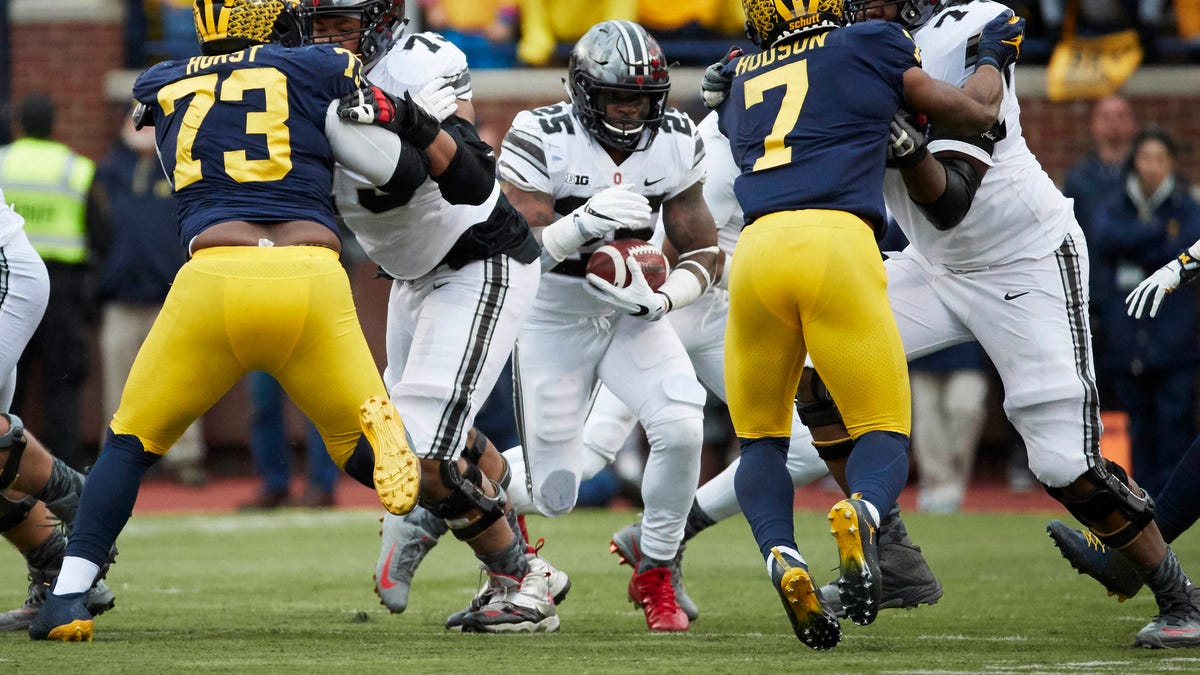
[[567, 20, 671, 154], [298, 0, 405, 68], [846, 0, 941, 30]]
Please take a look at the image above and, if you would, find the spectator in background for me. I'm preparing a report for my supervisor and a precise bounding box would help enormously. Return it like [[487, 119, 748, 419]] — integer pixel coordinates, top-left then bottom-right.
[[636, 1, 724, 41], [0, 94, 101, 471], [516, 0, 635, 65], [1063, 95, 1138, 406], [1093, 128, 1200, 496], [241, 372, 341, 509], [909, 344, 989, 513], [94, 112, 208, 486], [1039, 0, 1167, 57], [420, 0, 519, 69]]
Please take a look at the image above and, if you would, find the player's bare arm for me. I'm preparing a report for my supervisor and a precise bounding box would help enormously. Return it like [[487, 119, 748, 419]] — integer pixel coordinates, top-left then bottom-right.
[[902, 68, 997, 136], [502, 184, 556, 231], [662, 181, 723, 287], [884, 111, 990, 232]]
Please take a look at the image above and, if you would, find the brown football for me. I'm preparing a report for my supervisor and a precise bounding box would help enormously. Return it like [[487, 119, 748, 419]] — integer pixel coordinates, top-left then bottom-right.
[[586, 238, 670, 290]]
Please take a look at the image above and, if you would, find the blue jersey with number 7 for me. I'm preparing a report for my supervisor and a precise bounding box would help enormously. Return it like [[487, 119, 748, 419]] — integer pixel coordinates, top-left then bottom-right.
[[133, 43, 362, 245], [718, 21, 921, 233]]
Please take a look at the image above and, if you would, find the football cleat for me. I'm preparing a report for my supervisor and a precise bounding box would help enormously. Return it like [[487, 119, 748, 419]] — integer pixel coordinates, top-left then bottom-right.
[[768, 547, 840, 650], [0, 578, 115, 632], [445, 549, 570, 630], [630, 566, 688, 632], [27, 590, 93, 641], [458, 557, 559, 633], [828, 496, 882, 626], [360, 396, 420, 516], [1047, 519, 1143, 601], [819, 505, 943, 616], [610, 521, 699, 621], [374, 509, 442, 613], [1135, 587, 1200, 648]]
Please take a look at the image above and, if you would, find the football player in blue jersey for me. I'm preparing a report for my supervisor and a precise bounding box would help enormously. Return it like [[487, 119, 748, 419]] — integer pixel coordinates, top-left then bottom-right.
[[717, 0, 1012, 649], [29, 0, 441, 641]]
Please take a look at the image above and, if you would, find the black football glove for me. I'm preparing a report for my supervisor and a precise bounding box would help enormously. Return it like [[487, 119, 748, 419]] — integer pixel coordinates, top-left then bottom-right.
[[700, 46, 742, 109], [977, 10, 1025, 72], [886, 109, 929, 169], [338, 84, 441, 149]]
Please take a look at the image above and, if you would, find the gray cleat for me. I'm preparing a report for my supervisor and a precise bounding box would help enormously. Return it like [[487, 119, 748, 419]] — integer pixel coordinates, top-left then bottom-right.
[[0, 574, 115, 633], [445, 552, 571, 630], [374, 508, 443, 613], [1136, 587, 1200, 648]]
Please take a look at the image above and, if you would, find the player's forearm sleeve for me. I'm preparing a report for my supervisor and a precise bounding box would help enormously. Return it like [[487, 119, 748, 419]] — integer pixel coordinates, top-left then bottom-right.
[[324, 102, 428, 191]]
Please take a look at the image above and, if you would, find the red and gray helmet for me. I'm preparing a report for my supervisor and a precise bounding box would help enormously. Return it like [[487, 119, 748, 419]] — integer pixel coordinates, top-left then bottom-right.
[[567, 20, 671, 153]]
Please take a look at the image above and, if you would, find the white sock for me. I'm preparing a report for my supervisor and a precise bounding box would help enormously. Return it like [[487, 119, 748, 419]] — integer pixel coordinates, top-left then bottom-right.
[[765, 545, 806, 576], [53, 556, 100, 595], [862, 501, 881, 526]]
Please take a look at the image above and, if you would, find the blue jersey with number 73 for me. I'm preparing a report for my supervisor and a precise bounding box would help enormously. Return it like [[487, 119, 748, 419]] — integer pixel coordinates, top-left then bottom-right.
[[718, 21, 920, 233], [133, 43, 362, 245]]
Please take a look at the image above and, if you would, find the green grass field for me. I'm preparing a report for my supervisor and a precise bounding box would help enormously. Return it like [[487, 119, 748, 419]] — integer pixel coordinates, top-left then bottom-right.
[[2, 507, 1199, 673]]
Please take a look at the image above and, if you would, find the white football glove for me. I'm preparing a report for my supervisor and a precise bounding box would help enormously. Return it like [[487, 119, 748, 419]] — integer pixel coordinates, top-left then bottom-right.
[[1126, 259, 1183, 319], [410, 77, 458, 123], [586, 257, 669, 321], [577, 187, 652, 240]]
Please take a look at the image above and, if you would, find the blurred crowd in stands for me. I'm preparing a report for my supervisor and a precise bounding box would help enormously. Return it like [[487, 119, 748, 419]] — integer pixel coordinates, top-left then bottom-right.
[[126, 0, 1200, 69]]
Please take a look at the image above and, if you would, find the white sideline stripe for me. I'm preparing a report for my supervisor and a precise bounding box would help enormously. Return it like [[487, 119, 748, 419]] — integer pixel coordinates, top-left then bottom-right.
[[123, 510, 380, 536], [917, 634, 1028, 641]]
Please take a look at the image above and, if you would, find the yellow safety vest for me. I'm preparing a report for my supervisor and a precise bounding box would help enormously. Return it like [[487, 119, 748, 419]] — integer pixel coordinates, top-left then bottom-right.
[[0, 138, 94, 263]]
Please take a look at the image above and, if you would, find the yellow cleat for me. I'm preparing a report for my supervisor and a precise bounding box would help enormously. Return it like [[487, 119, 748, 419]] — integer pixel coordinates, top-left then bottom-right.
[[361, 396, 420, 515], [46, 619, 93, 642], [827, 496, 882, 626]]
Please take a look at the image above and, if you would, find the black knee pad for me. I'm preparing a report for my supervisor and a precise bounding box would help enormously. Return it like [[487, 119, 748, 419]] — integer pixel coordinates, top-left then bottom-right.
[[815, 439, 855, 461], [0, 493, 36, 532], [795, 368, 847, 430], [460, 430, 511, 489], [1047, 460, 1155, 549], [419, 459, 506, 541], [0, 414, 28, 491]]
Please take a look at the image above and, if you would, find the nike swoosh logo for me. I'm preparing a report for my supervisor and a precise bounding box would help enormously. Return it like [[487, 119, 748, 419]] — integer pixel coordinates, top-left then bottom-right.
[[378, 545, 399, 590], [643, 177, 665, 187], [432, 281, 450, 290], [1004, 291, 1030, 300]]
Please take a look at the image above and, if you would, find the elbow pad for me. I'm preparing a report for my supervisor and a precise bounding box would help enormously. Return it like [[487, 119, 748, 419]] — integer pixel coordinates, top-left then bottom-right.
[[915, 157, 982, 231], [380, 141, 430, 202], [433, 117, 496, 206]]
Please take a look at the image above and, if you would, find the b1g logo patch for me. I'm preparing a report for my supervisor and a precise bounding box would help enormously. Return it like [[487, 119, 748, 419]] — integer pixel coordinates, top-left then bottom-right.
[[565, 173, 590, 185]]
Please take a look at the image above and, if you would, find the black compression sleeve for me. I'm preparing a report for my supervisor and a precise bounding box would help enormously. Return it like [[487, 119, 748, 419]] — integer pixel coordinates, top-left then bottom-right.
[[915, 157, 983, 231], [379, 140, 430, 202], [432, 117, 496, 206]]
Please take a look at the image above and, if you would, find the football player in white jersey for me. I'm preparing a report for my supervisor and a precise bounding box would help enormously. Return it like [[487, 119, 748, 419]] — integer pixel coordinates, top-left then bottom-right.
[[500, 110, 944, 622], [838, 0, 1200, 648], [305, 0, 587, 633], [497, 20, 722, 632], [0, 196, 117, 631]]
